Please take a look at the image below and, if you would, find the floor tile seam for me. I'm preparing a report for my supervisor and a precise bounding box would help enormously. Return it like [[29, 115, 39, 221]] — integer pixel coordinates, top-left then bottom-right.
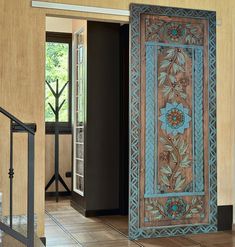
[[100, 221, 144, 247], [181, 236, 203, 247], [45, 210, 84, 247]]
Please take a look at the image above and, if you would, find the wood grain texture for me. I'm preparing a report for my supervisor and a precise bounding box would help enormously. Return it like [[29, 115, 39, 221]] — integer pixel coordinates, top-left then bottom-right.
[[0, 0, 45, 237], [232, 0, 235, 223], [139, 13, 210, 228]]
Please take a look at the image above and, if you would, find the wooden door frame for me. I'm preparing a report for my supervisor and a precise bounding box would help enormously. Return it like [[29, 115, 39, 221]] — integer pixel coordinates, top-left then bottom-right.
[[44, 12, 130, 214]]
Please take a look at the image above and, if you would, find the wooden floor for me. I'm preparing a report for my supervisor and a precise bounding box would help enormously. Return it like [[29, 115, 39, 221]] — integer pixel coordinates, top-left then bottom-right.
[[45, 198, 235, 247]]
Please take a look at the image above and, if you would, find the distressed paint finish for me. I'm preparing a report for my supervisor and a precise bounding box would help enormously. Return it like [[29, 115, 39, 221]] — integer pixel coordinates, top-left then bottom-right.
[[145, 18, 204, 45], [194, 48, 204, 193], [145, 45, 156, 195], [129, 4, 216, 239]]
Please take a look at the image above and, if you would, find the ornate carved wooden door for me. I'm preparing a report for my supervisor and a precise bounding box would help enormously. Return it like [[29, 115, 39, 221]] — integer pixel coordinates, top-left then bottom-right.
[[129, 4, 217, 239]]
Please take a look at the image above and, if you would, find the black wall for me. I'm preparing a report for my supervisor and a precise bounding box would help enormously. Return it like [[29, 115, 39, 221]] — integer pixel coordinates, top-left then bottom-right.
[[86, 21, 121, 211], [119, 24, 129, 215], [71, 21, 129, 215]]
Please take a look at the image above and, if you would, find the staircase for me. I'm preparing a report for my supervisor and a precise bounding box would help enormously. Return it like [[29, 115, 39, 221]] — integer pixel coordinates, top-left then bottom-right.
[[0, 231, 44, 247], [0, 107, 44, 247]]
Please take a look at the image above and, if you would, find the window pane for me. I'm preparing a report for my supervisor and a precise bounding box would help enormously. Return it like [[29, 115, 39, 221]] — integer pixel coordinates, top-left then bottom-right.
[[45, 42, 69, 122]]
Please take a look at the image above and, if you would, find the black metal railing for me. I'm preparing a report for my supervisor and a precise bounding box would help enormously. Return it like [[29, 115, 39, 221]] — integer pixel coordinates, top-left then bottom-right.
[[0, 107, 36, 247]]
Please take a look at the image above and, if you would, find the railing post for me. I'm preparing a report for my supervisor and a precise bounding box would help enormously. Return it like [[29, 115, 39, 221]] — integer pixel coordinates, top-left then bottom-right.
[[0, 108, 36, 246], [9, 120, 14, 228], [27, 133, 35, 247]]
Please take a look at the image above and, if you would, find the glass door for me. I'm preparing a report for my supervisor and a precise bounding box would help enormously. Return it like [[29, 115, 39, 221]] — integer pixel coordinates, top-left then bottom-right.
[[73, 28, 86, 196]]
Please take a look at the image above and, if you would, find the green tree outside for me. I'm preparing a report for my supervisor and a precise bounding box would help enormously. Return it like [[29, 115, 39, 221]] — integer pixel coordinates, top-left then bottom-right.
[[45, 42, 69, 122]]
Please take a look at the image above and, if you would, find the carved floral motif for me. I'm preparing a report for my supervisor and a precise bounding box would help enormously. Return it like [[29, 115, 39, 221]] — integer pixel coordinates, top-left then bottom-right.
[[159, 102, 191, 135], [144, 18, 206, 224], [158, 135, 191, 193], [145, 19, 204, 45], [158, 47, 189, 102], [146, 197, 205, 220], [165, 22, 186, 42]]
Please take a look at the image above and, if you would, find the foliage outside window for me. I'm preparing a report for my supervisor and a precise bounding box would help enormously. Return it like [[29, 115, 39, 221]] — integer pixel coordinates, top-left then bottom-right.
[[45, 32, 72, 133]]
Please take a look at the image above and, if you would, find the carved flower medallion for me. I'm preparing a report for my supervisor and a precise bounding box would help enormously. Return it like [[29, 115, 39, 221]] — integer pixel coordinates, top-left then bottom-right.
[[165, 197, 187, 220], [165, 22, 186, 42], [159, 102, 191, 135]]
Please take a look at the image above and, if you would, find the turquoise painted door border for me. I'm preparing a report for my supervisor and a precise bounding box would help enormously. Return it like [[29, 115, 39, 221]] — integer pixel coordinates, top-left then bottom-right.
[[144, 43, 204, 198], [129, 4, 217, 239]]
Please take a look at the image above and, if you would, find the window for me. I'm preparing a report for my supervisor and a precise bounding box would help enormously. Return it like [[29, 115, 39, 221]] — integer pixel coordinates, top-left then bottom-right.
[[45, 32, 72, 133]]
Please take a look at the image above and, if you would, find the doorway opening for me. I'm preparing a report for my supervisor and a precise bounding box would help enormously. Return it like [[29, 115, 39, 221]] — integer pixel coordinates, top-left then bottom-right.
[[44, 16, 129, 227]]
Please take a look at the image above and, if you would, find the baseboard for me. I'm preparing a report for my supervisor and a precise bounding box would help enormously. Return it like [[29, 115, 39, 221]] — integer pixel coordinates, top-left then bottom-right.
[[45, 191, 71, 197], [71, 200, 120, 217], [40, 237, 46, 246], [71, 200, 86, 216], [218, 205, 233, 231]]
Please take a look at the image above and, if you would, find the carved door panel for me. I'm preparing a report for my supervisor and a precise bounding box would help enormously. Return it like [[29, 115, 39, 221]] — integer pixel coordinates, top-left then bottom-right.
[[129, 4, 216, 239]]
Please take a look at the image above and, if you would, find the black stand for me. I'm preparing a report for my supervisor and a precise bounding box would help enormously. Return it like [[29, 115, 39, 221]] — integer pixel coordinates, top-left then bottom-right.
[[45, 79, 70, 202]]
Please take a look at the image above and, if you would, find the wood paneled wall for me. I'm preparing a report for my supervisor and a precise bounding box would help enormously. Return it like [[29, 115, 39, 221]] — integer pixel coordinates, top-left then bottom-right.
[[46, 16, 72, 33], [0, 0, 45, 237], [0, 0, 234, 237]]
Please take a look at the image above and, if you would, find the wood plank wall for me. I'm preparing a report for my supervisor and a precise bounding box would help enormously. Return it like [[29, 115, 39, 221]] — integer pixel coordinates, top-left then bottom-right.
[[0, 0, 234, 237], [0, 0, 45, 237]]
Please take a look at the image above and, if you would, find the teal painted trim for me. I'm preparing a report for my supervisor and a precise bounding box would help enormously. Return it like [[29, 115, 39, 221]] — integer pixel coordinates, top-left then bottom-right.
[[154, 46, 159, 193], [148, 45, 195, 195], [194, 48, 204, 192], [145, 45, 155, 195], [129, 4, 217, 240], [146, 42, 204, 49], [143, 222, 210, 230], [192, 47, 195, 193], [129, 4, 141, 236], [144, 191, 205, 198], [208, 14, 217, 223]]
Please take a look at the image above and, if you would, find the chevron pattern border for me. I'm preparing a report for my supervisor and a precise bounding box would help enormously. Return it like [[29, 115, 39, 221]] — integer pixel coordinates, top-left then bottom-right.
[[129, 4, 217, 239], [145, 45, 156, 195], [194, 48, 204, 192]]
